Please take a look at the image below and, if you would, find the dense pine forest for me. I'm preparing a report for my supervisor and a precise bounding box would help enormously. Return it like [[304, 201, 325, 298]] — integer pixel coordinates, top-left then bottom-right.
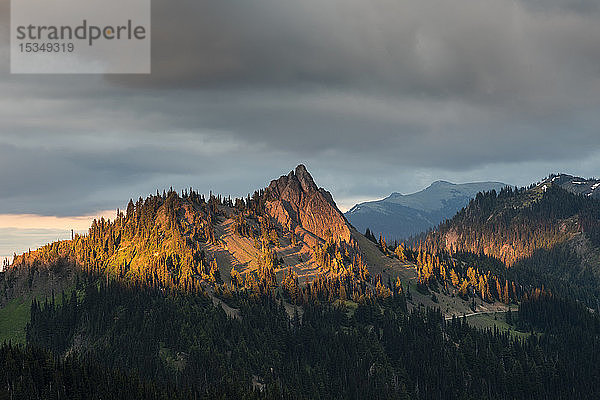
[[2, 273, 600, 399]]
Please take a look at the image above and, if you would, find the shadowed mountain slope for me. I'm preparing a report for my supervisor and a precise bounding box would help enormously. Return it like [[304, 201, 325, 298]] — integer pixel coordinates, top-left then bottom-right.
[[425, 176, 600, 303]]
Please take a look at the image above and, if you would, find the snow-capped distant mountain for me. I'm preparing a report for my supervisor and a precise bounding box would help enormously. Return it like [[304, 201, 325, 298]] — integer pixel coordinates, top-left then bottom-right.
[[542, 174, 600, 198], [345, 180, 507, 241]]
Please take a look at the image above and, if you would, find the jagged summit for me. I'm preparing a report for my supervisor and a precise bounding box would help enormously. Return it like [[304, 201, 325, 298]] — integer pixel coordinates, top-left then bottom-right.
[[267, 165, 318, 199], [265, 165, 352, 244], [295, 164, 318, 193]]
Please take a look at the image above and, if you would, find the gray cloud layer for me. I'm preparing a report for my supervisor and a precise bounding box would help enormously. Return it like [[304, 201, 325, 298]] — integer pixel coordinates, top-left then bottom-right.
[[1, 0, 600, 216]]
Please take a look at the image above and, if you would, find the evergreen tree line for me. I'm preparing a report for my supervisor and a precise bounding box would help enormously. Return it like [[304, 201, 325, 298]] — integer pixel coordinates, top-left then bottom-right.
[[2, 272, 597, 399]]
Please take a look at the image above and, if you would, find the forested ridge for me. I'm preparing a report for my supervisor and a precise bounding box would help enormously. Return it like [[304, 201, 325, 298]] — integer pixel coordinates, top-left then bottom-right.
[[5, 186, 383, 305], [421, 181, 600, 305], [428, 184, 600, 265]]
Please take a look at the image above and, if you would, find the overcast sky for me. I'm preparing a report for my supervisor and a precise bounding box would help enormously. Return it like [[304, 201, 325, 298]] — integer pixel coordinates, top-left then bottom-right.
[[1, 0, 600, 259]]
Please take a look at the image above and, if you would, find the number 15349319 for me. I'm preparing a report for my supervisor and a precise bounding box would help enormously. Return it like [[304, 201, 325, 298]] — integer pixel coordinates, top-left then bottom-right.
[[19, 42, 74, 53]]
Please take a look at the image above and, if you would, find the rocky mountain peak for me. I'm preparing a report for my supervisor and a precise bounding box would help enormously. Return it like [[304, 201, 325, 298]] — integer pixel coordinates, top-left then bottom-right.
[[268, 164, 318, 197], [265, 165, 352, 244], [294, 164, 318, 193]]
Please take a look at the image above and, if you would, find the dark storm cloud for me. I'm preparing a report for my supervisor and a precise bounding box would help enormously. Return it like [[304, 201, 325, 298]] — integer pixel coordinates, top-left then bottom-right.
[[128, 0, 600, 104], [1, 0, 600, 216]]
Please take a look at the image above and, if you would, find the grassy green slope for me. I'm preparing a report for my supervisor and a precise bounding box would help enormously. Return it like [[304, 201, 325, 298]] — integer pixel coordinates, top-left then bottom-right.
[[0, 296, 30, 344]]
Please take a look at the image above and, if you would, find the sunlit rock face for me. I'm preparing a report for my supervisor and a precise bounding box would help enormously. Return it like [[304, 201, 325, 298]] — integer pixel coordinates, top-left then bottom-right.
[[265, 165, 352, 244]]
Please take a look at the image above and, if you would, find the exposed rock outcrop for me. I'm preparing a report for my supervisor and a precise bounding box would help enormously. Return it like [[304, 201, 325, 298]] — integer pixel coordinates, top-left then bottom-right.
[[265, 165, 352, 244]]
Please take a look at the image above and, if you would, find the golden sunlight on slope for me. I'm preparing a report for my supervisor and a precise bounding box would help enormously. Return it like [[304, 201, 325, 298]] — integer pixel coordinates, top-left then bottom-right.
[[208, 216, 321, 285]]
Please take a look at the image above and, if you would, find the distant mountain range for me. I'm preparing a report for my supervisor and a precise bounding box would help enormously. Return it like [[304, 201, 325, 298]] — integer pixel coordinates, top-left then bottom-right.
[[345, 180, 507, 241]]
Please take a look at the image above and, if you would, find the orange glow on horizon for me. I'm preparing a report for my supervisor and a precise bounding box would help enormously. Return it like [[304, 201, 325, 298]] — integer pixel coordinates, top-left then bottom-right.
[[0, 210, 116, 231]]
